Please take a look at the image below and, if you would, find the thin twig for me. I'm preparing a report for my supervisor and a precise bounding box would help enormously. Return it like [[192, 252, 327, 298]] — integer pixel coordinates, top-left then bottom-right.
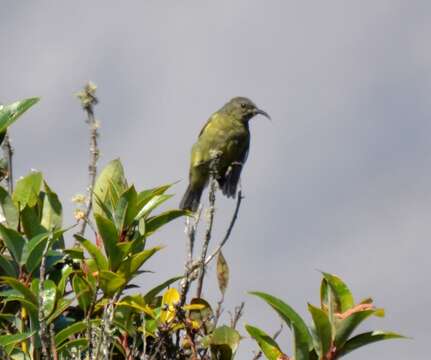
[[213, 292, 225, 328], [205, 188, 243, 266], [76, 82, 99, 239], [38, 233, 54, 359], [2, 133, 13, 193], [252, 324, 284, 360], [195, 175, 217, 298], [230, 302, 245, 330]]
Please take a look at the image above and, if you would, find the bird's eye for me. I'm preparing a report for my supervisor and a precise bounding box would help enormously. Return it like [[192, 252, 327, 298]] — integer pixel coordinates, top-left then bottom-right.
[[241, 103, 247, 108]]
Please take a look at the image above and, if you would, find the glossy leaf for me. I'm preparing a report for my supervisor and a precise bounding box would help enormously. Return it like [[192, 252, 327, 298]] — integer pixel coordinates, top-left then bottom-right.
[[204, 325, 241, 360], [0, 254, 17, 277], [0, 186, 18, 229], [20, 205, 46, 239], [94, 213, 121, 271], [0, 276, 37, 304], [22, 229, 64, 273], [98, 270, 126, 297], [57, 338, 88, 357], [0, 97, 39, 133], [41, 181, 62, 230], [334, 309, 376, 348], [74, 234, 108, 271], [321, 272, 354, 313], [337, 330, 406, 357], [114, 185, 137, 230], [251, 291, 311, 360], [144, 209, 188, 236], [135, 194, 173, 221], [55, 320, 98, 346], [117, 246, 161, 280], [72, 275, 93, 314], [0, 331, 35, 354], [308, 304, 332, 357], [245, 324, 284, 360], [12, 171, 42, 208], [0, 224, 26, 264], [40, 279, 57, 318], [137, 183, 174, 209], [93, 159, 127, 218]]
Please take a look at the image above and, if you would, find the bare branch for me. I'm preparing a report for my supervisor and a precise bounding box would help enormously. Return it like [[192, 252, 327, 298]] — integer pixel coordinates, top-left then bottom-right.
[[76, 82, 100, 239], [230, 302, 245, 330], [2, 133, 13, 193], [195, 175, 217, 298], [205, 188, 243, 266]]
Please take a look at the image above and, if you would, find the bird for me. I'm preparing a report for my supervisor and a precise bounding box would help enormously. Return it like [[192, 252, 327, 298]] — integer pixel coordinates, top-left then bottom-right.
[[180, 97, 270, 211]]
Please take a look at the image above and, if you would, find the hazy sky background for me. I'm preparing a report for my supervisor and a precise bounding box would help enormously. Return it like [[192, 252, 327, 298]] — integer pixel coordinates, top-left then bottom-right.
[[1, 1, 430, 358]]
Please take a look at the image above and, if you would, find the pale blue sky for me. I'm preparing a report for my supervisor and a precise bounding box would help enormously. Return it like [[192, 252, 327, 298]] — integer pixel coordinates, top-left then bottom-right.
[[2, 1, 430, 358]]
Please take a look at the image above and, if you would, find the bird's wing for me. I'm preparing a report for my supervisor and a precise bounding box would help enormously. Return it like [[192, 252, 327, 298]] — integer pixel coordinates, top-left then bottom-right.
[[198, 113, 219, 138], [218, 143, 249, 198]]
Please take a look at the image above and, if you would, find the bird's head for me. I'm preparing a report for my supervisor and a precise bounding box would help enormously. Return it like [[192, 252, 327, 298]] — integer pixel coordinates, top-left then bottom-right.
[[222, 97, 270, 122]]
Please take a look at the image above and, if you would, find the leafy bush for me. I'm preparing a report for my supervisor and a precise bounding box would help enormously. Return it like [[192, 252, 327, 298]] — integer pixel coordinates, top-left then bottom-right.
[[0, 93, 404, 359]]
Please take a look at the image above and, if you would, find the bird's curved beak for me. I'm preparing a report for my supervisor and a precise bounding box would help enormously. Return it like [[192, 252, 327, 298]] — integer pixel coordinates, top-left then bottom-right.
[[255, 108, 271, 120]]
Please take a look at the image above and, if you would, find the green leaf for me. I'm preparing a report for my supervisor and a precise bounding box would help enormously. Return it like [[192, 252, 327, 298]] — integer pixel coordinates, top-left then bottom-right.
[[98, 270, 126, 297], [47, 297, 74, 324], [0, 223, 26, 264], [12, 171, 42, 208], [145, 209, 188, 236], [94, 213, 122, 271], [22, 229, 64, 273], [245, 324, 284, 360], [93, 159, 127, 218], [114, 185, 137, 231], [57, 338, 88, 357], [308, 304, 332, 357], [250, 291, 311, 360], [0, 276, 37, 304], [20, 205, 46, 239], [321, 272, 354, 313], [41, 181, 62, 230], [72, 275, 93, 314], [189, 298, 214, 333], [57, 264, 73, 295], [135, 194, 173, 221], [0, 331, 35, 353], [0, 97, 39, 133], [0, 254, 17, 277], [337, 331, 406, 357], [74, 234, 108, 271], [40, 279, 57, 318], [143, 276, 183, 304], [137, 183, 174, 209], [204, 325, 241, 360], [334, 309, 377, 348], [0, 186, 19, 229], [117, 247, 161, 281], [55, 320, 98, 346]]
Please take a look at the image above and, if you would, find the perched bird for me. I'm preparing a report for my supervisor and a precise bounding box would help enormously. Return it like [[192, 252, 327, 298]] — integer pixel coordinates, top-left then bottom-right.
[[180, 97, 270, 211]]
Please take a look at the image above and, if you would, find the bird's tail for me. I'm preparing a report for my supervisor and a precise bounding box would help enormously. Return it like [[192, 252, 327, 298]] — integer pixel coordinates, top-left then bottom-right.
[[179, 184, 203, 212]]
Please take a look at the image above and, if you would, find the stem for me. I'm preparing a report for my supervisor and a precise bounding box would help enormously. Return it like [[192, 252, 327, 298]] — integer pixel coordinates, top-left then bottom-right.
[[205, 188, 243, 266], [39, 234, 54, 359], [76, 82, 99, 240], [2, 133, 13, 193], [196, 176, 217, 298]]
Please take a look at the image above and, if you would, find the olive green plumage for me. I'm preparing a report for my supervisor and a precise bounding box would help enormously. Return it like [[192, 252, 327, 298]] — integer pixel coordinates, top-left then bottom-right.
[[180, 97, 269, 211]]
